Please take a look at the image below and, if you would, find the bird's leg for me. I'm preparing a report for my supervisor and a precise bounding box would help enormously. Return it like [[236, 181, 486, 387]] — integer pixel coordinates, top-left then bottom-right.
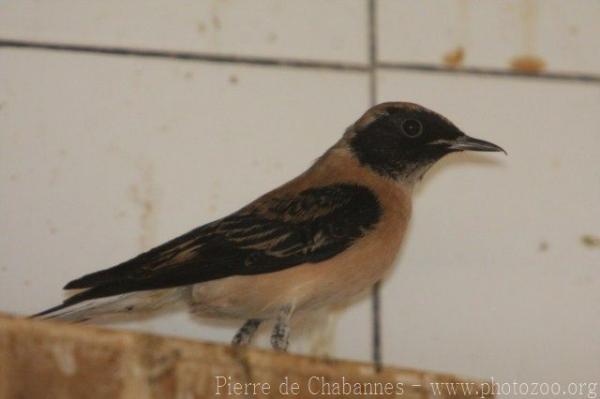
[[232, 319, 262, 346], [270, 304, 294, 351]]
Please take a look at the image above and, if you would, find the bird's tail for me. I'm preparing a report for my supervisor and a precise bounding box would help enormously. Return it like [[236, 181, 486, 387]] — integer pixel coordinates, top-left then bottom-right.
[[31, 287, 188, 323]]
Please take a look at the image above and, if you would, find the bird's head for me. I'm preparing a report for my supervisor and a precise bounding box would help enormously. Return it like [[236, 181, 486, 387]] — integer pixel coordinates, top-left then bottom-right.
[[346, 102, 505, 182]]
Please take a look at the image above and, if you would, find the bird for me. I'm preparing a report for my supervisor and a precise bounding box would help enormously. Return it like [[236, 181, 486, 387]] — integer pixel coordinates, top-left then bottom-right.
[[32, 102, 505, 351]]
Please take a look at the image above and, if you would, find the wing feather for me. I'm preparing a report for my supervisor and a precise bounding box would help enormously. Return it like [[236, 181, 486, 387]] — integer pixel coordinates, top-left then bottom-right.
[[62, 183, 381, 304]]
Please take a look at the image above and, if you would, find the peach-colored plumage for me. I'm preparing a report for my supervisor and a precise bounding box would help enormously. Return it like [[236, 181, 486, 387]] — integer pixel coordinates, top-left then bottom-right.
[[34, 102, 504, 351], [191, 141, 412, 319]]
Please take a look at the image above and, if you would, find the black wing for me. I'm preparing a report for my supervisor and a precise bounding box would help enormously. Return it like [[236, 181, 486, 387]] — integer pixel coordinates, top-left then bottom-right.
[[57, 183, 382, 307]]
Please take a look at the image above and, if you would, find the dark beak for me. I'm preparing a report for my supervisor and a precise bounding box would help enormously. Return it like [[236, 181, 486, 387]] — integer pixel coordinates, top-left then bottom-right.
[[449, 135, 506, 154]]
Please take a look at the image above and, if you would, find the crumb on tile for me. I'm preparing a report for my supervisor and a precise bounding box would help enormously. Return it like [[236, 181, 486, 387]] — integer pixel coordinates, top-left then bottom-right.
[[510, 55, 546, 73], [442, 47, 464, 68], [581, 234, 600, 249]]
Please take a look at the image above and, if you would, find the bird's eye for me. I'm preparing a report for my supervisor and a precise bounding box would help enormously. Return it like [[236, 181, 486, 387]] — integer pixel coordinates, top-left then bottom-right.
[[401, 119, 423, 138]]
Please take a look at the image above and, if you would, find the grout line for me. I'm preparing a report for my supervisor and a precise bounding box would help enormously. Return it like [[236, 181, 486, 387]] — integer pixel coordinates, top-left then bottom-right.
[[0, 39, 368, 72], [367, 0, 383, 373], [2, 39, 600, 84], [368, 0, 378, 106], [378, 62, 600, 84]]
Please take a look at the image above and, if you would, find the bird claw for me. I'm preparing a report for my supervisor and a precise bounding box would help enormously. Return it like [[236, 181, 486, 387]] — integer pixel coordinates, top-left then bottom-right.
[[270, 304, 294, 351], [232, 319, 261, 346]]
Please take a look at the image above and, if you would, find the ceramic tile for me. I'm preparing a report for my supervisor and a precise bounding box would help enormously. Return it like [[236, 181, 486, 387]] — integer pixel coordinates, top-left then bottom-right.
[[0, 48, 369, 350], [0, 0, 368, 64], [379, 0, 600, 75], [377, 69, 600, 382]]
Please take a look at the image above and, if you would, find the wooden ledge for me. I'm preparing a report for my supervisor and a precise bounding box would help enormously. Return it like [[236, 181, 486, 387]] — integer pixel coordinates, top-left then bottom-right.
[[0, 313, 492, 398]]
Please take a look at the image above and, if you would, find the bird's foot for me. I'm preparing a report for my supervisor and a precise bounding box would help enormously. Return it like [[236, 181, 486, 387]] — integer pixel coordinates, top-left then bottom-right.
[[232, 319, 261, 346], [270, 304, 294, 351]]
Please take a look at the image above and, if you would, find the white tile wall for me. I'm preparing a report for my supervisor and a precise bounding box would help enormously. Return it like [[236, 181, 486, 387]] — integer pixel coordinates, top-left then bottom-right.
[[0, 0, 368, 64], [1, 0, 600, 390], [379, 0, 600, 75], [377, 70, 600, 383]]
